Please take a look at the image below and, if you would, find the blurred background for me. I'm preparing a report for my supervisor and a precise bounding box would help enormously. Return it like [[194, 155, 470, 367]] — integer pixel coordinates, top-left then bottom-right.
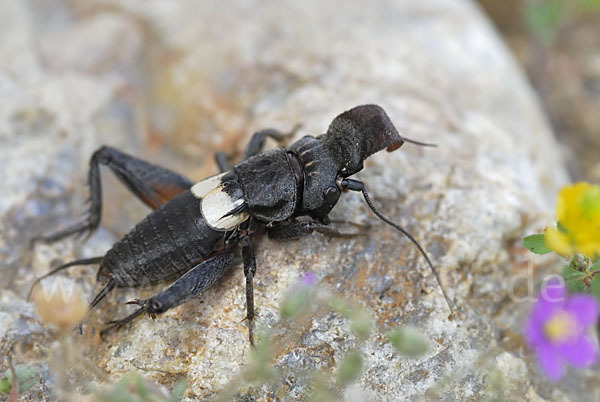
[[12, 0, 599, 185], [480, 0, 600, 182]]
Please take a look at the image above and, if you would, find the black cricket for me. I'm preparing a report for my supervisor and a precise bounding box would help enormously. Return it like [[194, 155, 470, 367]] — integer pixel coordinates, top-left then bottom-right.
[[30, 104, 450, 344]]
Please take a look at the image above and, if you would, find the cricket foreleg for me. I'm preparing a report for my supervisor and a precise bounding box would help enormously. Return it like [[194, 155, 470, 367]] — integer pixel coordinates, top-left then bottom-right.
[[328, 219, 371, 231], [33, 146, 194, 244], [266, 220, 367, 241]]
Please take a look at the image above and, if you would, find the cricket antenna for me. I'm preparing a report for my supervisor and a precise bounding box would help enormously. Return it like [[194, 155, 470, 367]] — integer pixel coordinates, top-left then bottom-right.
[[401, 136, 437, 147], [340, 178, 453, 314], [27, 256, 104, 301]]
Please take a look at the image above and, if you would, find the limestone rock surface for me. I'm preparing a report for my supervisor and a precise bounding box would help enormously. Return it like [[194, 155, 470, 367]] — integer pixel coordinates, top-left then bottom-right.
[[2, 0, 592, 401]]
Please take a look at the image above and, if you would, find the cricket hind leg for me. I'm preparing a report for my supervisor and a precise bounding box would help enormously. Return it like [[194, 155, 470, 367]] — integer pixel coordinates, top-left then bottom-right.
[[214, 125, 301, 172], [99, 251, 235, 338], [32, 146, 194, 245]]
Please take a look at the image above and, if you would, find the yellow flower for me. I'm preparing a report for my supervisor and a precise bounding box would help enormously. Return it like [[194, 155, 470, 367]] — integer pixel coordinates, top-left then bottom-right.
[[544, 182, 600, 258]]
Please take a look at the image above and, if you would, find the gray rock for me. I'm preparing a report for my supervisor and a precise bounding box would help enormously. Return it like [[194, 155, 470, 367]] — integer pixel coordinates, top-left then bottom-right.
[[2, 0, 592, 401]]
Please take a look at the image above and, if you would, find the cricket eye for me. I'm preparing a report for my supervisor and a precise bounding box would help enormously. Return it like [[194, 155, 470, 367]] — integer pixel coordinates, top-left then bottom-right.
[[323, 185, 339, 206]]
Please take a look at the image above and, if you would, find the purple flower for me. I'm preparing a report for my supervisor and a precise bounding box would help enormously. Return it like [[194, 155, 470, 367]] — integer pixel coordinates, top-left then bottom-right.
[[300, 271, 318, 287], [525, 279, 600, 381]]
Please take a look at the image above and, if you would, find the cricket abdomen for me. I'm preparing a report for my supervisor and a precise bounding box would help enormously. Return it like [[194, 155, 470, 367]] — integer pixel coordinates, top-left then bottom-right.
[[100, 190, 225, 287]]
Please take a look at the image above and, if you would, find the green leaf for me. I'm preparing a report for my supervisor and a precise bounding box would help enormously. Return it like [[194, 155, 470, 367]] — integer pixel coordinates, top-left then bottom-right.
[[523, 234, 552, 254], [134, 374, 150, 399], [280, 287, 311, 319], [245, 332, 274, 384], [100, 376, 136, 402], [562, 265, 587, 293], [336, 350, 363, 385], [523, 0, 565, 45], [591, 275, 600, 300], [576, 0, 600, 16], [388, 327, 428, 357], [169, 380, 187, 402], [310, 377, 335, 402], [349, 308, 373, 340], [0, 365, 40, 395], [328, 296, 352, 317]]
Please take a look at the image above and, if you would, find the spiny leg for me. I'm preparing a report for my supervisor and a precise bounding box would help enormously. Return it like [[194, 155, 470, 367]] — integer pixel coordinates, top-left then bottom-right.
[[328, 219, 371, 231], [266, 220, 367, 241], [32, 146, 193, 244], [241, 233, 257, 346], [100, 251, 235, 338], [100, 299, 147, 340]]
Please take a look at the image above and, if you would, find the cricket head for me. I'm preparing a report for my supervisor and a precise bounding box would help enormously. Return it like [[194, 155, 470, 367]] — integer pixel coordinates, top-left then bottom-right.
[[289, 104, 406, 222], [324, 104, 404, 177]]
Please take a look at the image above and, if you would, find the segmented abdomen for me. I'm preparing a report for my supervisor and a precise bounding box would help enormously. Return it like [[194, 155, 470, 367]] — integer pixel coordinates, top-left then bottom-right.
[[101, 191, 224, 287]]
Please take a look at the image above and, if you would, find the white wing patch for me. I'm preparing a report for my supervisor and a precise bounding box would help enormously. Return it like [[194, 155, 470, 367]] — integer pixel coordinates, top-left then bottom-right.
[[191, 172, 228, 199], [191, 172, 249, 231], [201, 189, 249, 230]]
